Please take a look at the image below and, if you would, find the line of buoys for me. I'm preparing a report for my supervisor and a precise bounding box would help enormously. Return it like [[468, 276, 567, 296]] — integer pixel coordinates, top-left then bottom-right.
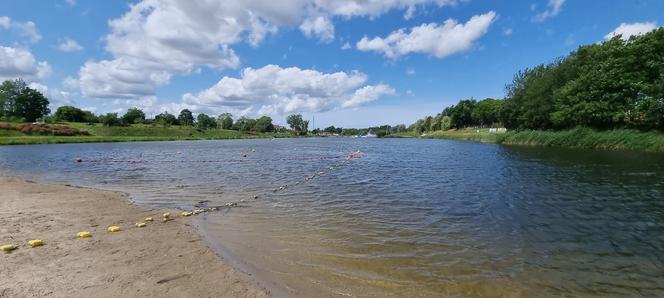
[[3, 149, 364, 254]]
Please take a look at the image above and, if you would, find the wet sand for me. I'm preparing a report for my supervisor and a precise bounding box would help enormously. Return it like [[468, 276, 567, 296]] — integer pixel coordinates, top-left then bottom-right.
[[0, 176, 267, 297]]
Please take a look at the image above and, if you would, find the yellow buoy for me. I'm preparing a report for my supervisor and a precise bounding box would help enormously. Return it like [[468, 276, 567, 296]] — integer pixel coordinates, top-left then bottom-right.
[[162, 218, 171, 223], [107, 226, 121, 232], [77, 231, 91, 238], [1, 244, 15, 252], [162, 212, 171, 219], [181, 211, 192, 217], [145, 217, 153, 222], [28, 239, 44, 247], [135, 222, 146, 228]]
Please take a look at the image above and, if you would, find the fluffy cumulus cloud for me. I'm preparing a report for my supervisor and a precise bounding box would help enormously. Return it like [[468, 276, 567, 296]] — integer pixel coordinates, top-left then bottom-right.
[[0, 46, 51, 82], [604, 22, 659, 41], [79, 57, 170, 99], [342, 84, 396, 108], [356, 11, 496, 59], [300, 16, 335, 42], [28, 82, 74, 109], [182, 64, 394, 116], [532, 0, 565, 22], [57, 38, 84, 52], [0, 16, 41, 43], [76, 0, 458, 102]]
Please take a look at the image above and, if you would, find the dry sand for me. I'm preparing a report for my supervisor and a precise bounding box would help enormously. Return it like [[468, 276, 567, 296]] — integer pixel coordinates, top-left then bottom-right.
[[0, 176, 268, 298]]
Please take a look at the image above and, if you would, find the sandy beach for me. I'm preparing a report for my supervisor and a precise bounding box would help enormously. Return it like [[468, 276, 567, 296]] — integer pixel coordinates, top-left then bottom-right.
[[0, 176, 267, 297]]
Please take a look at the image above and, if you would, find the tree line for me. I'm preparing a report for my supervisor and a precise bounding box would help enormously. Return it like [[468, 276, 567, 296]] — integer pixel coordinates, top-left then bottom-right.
[[0, 80, 307, 134], [411, 28, 664, 133]]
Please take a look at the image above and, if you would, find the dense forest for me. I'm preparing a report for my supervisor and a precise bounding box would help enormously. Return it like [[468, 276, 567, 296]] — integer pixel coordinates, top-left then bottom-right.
[[412, 28, 664, 133]]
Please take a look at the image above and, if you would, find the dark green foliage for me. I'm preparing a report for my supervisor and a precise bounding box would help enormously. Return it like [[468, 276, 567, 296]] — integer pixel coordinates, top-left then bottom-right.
[[506, 28, 664, 131], [218, 113, 233, 129], [99, 113, 121, 126], [413, 28, 664, 133], [253, 116, 274, 132], [178, 109, 194, 126], [0, 79, 50, 122], [122, 108, 146, 124], [54, 106, 86, 122], [154, 111, 178, 126], [232, 117, 257, 132], [196, 113, 217, 129]]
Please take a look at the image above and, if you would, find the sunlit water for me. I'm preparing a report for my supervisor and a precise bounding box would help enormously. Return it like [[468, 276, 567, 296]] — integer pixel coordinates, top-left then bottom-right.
[[1, 138, 663, 297]]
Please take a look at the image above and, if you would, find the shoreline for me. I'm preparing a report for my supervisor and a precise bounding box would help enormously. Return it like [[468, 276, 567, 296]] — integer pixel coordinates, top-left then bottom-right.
[[0, 176, 268, 297], [393, 128, 664, 153]]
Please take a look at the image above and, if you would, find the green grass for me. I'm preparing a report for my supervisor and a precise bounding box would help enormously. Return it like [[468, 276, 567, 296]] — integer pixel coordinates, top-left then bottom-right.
[[410, 127, 664, 152], [0, 122, 292, 145]]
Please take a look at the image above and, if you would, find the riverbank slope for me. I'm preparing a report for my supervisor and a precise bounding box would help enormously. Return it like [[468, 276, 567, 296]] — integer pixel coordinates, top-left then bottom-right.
[[393, 128, 664, 152], [0, 177, 267, 297], [0, 121, 291, 145]]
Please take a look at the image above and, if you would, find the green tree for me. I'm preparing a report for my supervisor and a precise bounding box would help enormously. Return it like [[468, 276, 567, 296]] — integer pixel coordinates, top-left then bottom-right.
[[196, 113, 217, 129], [450, 99, 477, 128], [253, 116, 274, 132], [0, 79, 50, 122], [99, 113, 121, 126], [286, 114, 309, 135], [441, 116, 452, 130], [217, 113, 233, 129], [472, 98, 503, 127], [154, 111, 177, 126], [232, 117, 257, 132], [122, 108, 146, 124], [178, 109, 194, 126], [82, 110, 98, 123], [54, 105, 86, 122]]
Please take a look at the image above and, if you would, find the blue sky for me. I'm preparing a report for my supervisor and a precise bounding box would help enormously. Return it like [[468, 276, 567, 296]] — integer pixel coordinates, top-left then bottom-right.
[[1, 0, 663, 128]]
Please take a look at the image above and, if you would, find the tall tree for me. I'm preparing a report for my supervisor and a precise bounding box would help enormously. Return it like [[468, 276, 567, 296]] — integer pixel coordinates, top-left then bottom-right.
[[0, 79, 50, 122], [196, 113, 217, 129], [217, 113, 233, 129], [54, 106, 86, 122], [122, 108, 146, 124], [286, 114, 309, 135], [178, 109, 194, 126]]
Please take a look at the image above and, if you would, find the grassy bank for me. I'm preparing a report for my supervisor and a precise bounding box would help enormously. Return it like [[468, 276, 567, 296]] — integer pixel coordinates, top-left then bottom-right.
[[413, 128, 664, 152], [0, 122, 291, 145]]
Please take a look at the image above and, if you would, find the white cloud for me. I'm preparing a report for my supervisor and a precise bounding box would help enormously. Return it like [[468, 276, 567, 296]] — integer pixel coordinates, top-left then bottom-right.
[[79, 57, 171, 99], [65, 0, 76, 6], [76, 0, 456, 101], [356, 11, 496, 59], [404, 5, 416, 20], [0, 16, 41, 43], [342, 84, 396, 108], [503, 27, 513, 36], [0, 46, 51, 82], [182, 64, 394, 116], [28, 82, 74, 109], [58, 38, 84, 52], [316, 0, 458, 18], [604, 22, 658, 41], [300, 16, 335, 42], [406, 68, 416, 75], [341, 42, 352, 50], [0, 16, 9, 29], [532, 0, 565, 22]]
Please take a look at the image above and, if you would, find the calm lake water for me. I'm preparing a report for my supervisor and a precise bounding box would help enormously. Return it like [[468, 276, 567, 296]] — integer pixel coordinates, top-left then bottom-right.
[[1, 138, 664, 297]]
